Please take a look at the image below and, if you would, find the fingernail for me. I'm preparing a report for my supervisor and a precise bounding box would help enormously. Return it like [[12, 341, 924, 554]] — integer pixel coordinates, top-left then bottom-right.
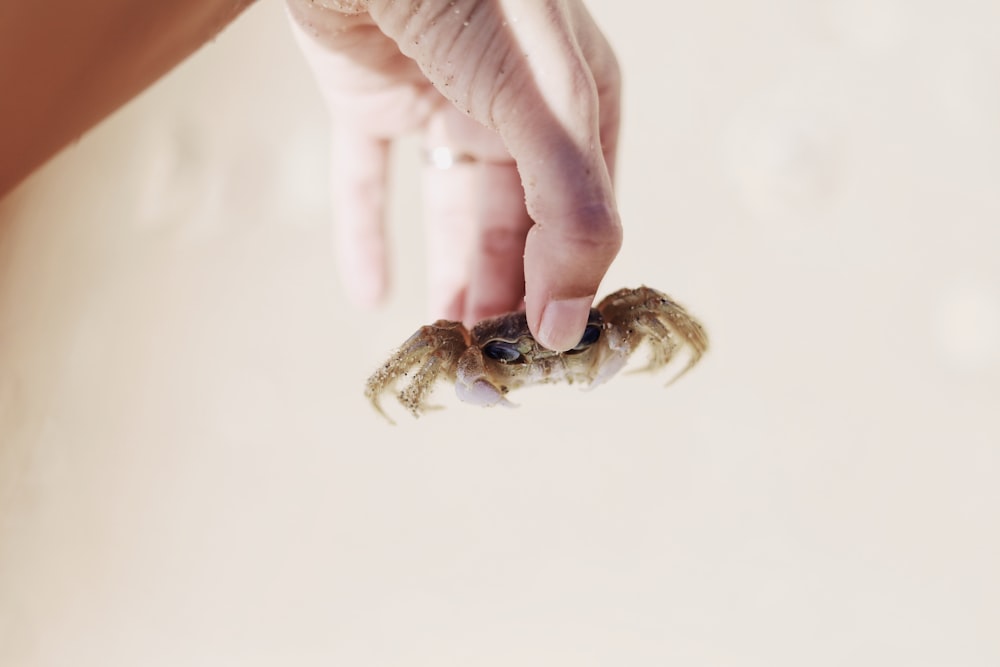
[[538, 296, 594, 351]]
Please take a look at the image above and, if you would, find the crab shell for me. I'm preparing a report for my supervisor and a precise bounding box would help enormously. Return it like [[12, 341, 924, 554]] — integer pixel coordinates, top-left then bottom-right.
[[455, 308, 609, 408]]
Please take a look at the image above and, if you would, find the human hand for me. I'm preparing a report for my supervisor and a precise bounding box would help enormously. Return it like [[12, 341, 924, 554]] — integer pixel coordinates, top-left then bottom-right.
[[286, 0, 622, 351]]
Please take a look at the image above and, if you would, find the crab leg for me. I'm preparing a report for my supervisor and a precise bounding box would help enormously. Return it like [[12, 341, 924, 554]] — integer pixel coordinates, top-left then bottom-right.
[[633, 307, 708, 383], [364, 343, 431, 421], [398, 354, 451, 418]]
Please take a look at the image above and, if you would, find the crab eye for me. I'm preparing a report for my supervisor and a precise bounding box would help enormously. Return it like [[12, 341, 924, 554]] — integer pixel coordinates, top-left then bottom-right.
[[566, 323, 602, 354], [482, 340, 525, 363]]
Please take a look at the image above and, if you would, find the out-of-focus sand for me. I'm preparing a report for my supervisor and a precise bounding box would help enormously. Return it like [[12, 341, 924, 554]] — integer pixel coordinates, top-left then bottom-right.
[[2, 1, 998, 665]]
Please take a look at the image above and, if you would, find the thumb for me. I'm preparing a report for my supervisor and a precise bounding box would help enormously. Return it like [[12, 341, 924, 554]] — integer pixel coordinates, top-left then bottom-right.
[[487, 3, 622, 351]]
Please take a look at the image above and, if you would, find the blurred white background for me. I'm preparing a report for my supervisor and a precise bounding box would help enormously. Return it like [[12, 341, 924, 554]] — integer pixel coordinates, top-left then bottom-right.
[[1, 1, 998, 665]]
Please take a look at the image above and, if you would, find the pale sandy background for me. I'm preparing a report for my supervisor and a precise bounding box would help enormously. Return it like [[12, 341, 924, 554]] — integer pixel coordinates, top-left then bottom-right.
[[1, 1, 998, 665]]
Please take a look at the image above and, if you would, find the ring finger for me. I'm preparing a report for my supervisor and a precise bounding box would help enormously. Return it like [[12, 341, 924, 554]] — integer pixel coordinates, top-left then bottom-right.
[[421, 106, 529, 325]]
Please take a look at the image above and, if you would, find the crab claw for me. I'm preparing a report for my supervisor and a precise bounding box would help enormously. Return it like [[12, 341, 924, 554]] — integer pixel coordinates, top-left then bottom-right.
[[455, 377, 516, 408]]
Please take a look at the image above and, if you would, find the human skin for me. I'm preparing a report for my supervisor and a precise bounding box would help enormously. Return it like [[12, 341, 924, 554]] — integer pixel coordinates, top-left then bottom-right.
[[0, 1, 255, 197], [287, 0, 623, 351], [0, 0, 622, 352]]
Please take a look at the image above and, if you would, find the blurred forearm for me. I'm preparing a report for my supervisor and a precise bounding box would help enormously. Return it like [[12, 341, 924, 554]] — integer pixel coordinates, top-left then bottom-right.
[[0, 0, 255, 197]]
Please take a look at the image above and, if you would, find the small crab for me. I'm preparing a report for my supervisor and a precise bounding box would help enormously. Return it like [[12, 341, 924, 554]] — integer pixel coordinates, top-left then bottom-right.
[[365, 286, 708, 421]]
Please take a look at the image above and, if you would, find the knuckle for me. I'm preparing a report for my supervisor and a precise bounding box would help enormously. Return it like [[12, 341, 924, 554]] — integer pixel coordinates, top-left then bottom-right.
[[560, 201, 623, 253]]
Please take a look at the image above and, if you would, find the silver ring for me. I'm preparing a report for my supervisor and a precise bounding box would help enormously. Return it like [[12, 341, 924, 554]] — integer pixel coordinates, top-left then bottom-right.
[[423, 147, 478, 169]]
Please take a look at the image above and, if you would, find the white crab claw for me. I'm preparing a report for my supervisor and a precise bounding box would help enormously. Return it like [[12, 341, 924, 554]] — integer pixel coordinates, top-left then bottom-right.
[[587, 327, 630, 389], [588, 352, 628, 389], [455, 378, 516, 408]]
